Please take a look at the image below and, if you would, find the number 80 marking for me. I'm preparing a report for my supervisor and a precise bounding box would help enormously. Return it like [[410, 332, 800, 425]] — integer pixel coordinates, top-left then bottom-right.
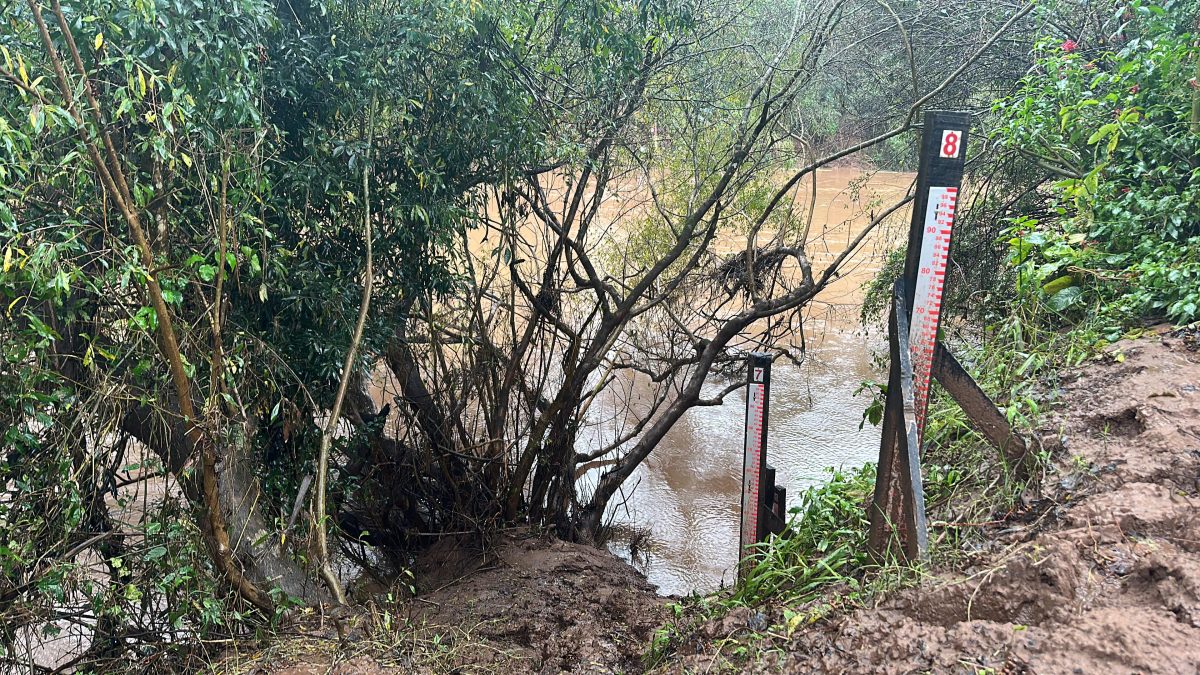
[[940, 130, 961, 158]]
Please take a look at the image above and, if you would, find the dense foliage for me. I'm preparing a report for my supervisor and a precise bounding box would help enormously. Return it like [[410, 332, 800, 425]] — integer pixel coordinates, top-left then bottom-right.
[[996, 0, 1200, 328], [0, 0, 1094, 671], [1, 0, 552, 666]]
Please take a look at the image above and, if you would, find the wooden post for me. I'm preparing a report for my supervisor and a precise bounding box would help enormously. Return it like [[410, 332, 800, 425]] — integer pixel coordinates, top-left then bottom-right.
[[867, 282, 928, 560], [867, 111, 1030, 561], [892, 283, 929, 560], [868, 111, 969, 561]]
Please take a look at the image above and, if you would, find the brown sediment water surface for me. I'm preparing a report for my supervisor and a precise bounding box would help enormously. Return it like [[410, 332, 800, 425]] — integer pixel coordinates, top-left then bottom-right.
[[600, 168, 915, 596], [373, 167, 915, 596]]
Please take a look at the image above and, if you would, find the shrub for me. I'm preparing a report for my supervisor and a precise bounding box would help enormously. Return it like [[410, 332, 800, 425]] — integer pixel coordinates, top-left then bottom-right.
[[994, 0, 1200, 326]]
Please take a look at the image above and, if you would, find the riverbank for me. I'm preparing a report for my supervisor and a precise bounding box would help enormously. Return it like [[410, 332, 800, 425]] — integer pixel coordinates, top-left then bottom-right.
[[224, 329, 1200, 674], [659, 328, 1200, 672], [219, 532, 670, 673]]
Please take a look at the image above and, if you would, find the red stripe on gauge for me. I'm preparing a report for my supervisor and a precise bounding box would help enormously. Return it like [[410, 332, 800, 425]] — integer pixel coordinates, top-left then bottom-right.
[[909, 186, 958, 444]]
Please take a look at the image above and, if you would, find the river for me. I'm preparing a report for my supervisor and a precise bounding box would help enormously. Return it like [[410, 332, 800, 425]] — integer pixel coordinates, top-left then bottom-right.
[[599, 168, 914, 596]]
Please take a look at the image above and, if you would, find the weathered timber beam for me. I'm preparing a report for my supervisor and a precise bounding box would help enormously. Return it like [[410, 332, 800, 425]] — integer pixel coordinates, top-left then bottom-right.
[[933, 344, 1029, 474]]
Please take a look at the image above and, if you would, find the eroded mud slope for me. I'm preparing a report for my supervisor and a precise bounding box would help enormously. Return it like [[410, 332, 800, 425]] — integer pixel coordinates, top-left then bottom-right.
[[782, 332, 1200, 673], [246, 533, 668, 674]]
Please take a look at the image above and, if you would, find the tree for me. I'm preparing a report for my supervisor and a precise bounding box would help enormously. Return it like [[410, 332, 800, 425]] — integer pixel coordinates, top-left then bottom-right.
[[373, 0, 1037, 541], [0, 0, 1037, 669]]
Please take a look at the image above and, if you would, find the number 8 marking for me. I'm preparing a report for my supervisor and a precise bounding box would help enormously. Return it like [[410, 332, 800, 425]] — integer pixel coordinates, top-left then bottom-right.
[[940, 130, 961, 158]]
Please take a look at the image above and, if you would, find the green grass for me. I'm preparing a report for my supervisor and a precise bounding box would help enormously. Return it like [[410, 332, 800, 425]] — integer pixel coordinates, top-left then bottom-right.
[[732, 466, 876, 607], [643, 464, 924, 670]]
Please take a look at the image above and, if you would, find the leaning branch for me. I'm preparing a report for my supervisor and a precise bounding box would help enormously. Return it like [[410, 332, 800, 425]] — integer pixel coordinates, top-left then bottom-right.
[[315, 99, 378, 606], [29, 0, 271, 612]]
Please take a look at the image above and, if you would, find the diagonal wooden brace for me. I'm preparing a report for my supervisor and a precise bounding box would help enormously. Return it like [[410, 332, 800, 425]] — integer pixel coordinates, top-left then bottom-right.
[[933, 344, 1030, 475]]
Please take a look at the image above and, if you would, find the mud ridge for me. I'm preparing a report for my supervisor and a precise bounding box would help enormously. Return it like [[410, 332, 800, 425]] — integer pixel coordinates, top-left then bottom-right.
[[764, 331, 1200, 674]]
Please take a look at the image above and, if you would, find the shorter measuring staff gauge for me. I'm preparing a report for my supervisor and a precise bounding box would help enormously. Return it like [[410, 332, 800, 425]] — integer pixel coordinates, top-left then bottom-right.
[[909, 185, 958, 444], [739, 355, 771, 565]]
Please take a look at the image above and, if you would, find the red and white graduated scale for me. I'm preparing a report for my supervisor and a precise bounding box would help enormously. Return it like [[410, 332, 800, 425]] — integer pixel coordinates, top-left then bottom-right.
[[909, 185, 958, 444], [739, 360, 768, 563]]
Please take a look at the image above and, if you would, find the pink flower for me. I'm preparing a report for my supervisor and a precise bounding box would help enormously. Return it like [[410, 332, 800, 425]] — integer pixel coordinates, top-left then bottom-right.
[[1122, 187, 1131, 194], [1190, 78, 1199, 90], [1129, 84, 1140, 94], [1061, 39, 1078, 52]]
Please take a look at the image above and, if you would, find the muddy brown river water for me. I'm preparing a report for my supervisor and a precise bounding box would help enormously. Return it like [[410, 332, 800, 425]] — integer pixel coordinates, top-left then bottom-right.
[[379, 167, 915, 596], [596, 168, 915, 596]]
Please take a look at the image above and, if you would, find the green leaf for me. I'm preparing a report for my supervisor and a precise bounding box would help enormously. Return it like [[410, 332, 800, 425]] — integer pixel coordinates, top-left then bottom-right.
[[1042, 275, 1075, 296], [1087, 123, 1117, 146], [1046, 286, 1083, 312]]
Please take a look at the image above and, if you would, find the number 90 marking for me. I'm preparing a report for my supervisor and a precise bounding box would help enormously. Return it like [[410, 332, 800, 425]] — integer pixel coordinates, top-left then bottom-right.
[[940, 130, 961, 158]]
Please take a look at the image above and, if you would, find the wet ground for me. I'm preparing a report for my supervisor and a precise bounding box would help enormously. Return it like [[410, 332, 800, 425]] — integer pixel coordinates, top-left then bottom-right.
[[668, 329, 1200, 673]]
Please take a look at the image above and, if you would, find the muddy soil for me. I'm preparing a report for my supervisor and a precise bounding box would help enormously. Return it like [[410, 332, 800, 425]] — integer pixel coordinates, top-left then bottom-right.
[[240, 532, 668, 674], [237, 332, 1199, 674], [676, 331, 1200, 674], [407, 532, 669, 672]]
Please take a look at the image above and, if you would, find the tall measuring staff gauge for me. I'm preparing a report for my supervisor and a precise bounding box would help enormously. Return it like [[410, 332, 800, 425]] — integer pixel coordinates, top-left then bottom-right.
[[865, 111, 974, 562], [740, 113, 971, 569], [905, 115, 969, 445]]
